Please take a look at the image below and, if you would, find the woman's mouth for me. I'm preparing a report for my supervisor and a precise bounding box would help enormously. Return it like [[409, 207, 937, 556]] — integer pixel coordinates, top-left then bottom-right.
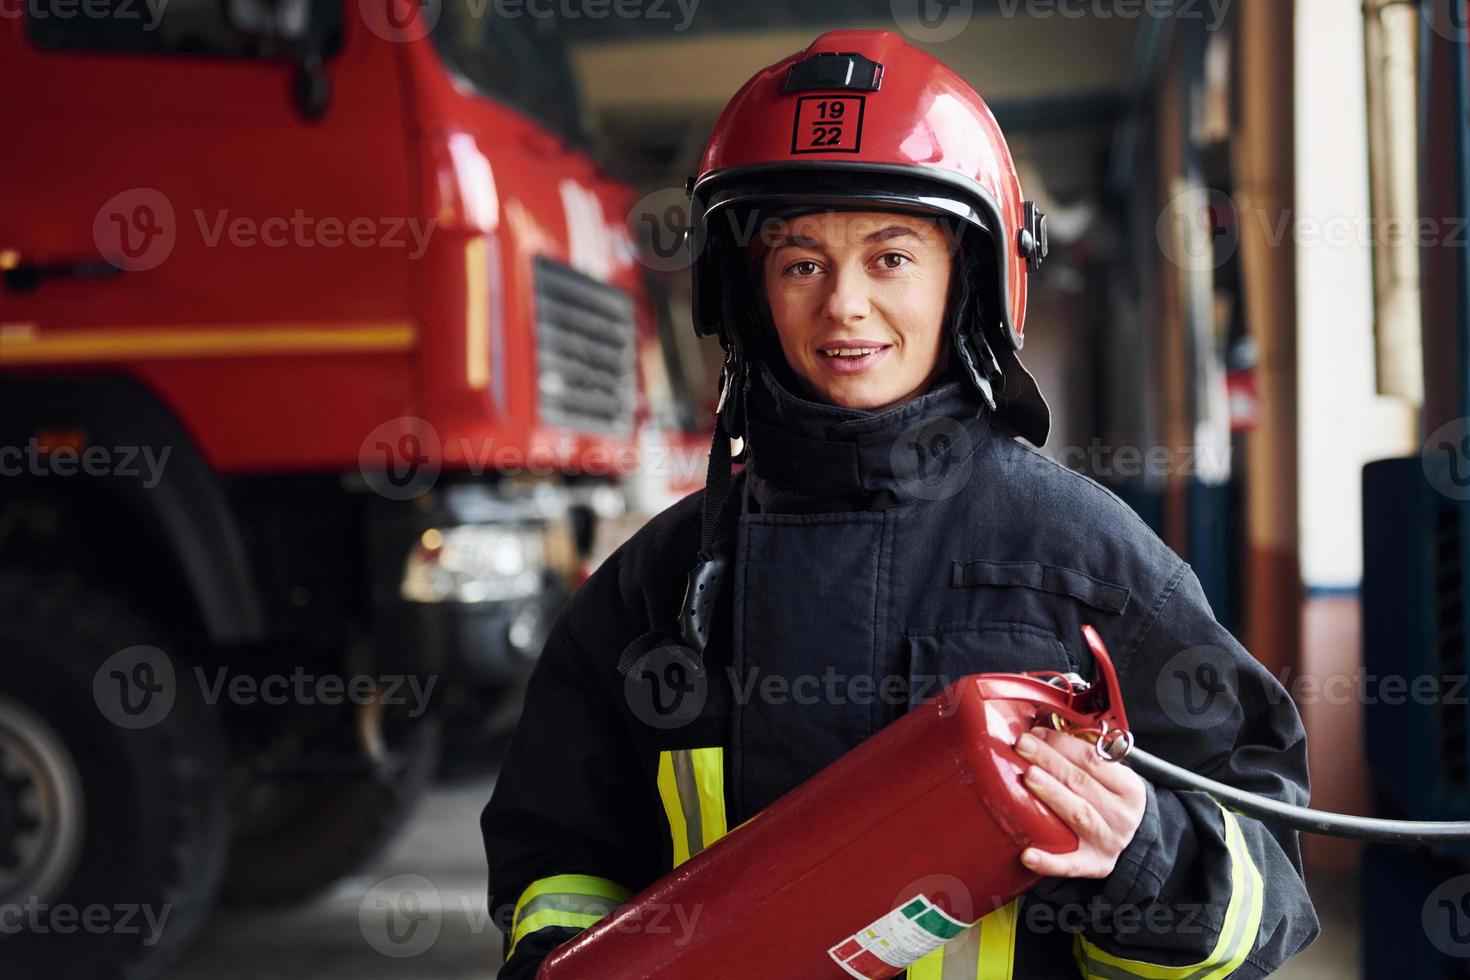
[[817, 343, 892, 375]]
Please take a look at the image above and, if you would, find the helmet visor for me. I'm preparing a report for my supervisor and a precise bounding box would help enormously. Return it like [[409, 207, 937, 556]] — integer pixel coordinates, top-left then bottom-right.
[[693, 166, 991, 243]]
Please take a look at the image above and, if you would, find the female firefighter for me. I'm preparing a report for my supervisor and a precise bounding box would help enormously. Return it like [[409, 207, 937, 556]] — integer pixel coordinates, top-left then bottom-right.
[[482, 29, 1319, 979]]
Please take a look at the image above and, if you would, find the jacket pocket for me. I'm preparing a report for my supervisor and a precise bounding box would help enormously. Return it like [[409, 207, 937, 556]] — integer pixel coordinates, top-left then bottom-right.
[[904, 621, 1074, 708], [952, 559, 1131, 615]]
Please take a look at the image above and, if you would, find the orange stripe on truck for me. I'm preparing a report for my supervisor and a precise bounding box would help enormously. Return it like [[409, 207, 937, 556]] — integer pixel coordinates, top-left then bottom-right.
[[0, 321, 417, 363]]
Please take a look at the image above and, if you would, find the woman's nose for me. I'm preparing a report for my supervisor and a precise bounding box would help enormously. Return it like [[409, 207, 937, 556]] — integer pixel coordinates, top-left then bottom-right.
[[822, 265, 870, 324]]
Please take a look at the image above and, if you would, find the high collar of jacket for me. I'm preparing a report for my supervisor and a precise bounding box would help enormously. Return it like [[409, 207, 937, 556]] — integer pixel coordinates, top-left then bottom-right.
[[742, 355, 995, 512]]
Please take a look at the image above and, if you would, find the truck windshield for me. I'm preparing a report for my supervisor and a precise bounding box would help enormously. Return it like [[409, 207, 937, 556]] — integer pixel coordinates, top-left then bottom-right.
[[431, 1, 585, 142], [25, 0, 342, 58]]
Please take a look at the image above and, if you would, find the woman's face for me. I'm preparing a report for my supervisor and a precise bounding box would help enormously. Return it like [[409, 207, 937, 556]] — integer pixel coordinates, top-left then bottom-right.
[[760, 210, 954, 413]]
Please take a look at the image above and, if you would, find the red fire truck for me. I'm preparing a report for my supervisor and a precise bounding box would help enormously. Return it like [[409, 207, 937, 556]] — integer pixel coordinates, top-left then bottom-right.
[[0, 1, 696, 974]]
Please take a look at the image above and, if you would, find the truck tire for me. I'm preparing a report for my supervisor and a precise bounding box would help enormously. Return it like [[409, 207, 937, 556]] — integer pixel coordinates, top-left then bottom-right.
[[221, 711, 441, 906], [0, 572, 231, 980]]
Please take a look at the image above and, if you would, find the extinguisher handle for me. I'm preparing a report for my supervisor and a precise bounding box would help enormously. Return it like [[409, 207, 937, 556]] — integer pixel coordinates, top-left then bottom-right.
[[987, 626, 1133, 760], [969, 670, 1129, 761], [1074, 624, 1132, 757]]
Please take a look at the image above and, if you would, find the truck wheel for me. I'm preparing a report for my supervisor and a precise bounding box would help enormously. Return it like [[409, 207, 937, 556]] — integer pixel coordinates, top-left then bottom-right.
[[0, 572, 231, 980], [221, 712, 441, 906]]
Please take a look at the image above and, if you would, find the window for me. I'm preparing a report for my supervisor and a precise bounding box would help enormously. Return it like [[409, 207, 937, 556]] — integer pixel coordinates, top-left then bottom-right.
[[432, 2, 585, 140], [26, 0, 342, 60]]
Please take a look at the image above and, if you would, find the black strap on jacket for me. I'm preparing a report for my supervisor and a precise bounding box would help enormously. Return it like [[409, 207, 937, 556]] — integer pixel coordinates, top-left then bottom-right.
[[617, 350, 746, 675], [673, 343, 748, 659]]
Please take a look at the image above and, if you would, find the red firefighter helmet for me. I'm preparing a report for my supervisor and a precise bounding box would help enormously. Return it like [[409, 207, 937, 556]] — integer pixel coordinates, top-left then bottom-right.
[[689, 29, 1052, 446]]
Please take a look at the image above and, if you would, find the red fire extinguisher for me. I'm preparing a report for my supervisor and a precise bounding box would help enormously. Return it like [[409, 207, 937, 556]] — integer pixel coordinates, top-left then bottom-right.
[[538, 625, 1133, 979]]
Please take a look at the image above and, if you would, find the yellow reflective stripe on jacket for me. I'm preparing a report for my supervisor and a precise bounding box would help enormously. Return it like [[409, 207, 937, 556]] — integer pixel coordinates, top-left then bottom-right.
[[1073, 805, 1264, 980], [656, 747, 729, 866], [908, 899, 1017, 980], [508, 874, 630, 959], [977, 900, 1019, 979]]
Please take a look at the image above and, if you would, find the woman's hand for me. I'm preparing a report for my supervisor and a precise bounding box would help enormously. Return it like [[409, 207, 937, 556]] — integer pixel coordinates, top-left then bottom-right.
[[1012, 725, 1147, 879]]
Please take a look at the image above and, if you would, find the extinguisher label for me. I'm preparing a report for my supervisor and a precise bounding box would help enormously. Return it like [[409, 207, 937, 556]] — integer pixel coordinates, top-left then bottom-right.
[[828, 895, 970, 979]]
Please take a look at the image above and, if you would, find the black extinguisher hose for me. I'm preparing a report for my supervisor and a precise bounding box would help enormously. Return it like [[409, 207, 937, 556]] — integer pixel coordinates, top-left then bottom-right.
[[1123, 746, 1470, 843]]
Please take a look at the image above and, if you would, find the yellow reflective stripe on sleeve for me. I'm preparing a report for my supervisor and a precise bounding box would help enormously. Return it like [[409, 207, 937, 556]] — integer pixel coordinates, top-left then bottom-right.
[[508, 874, 630, 959], [904, 899, 1015, 980], [693, 747, 728, 848], [909, 947, 945, 979], [509, 908, 605, 953], [657, 747, 728, 867], [656, 751, 693, 866], [975, 899, 1018, 980], [1073, 804, 1265, 980]]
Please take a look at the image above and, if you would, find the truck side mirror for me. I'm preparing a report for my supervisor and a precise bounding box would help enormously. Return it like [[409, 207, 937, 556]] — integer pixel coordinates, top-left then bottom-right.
[[225, 0, 332, 122], [226, 0, 311, 42]]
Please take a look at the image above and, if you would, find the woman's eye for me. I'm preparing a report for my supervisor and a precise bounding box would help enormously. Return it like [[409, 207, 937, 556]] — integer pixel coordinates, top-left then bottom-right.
[[785, 260, 820, 277], [876, 252, 911, 270]]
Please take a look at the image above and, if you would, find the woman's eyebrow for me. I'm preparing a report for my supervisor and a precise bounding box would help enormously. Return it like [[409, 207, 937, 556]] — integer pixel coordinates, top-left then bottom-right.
[[770, 233, 821, 251], [862, 225, 923, 244], [771, 225, 923, 251]]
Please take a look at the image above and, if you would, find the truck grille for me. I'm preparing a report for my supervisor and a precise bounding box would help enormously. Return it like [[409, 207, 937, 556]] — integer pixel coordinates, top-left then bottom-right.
[[533, 256, 636, 435]]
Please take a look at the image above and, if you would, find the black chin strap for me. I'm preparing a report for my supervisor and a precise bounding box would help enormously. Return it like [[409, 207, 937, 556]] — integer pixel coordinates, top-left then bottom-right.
[[677, 350, 747, 657], [673, 436, 731, 656], [616, 353, 745, 679]]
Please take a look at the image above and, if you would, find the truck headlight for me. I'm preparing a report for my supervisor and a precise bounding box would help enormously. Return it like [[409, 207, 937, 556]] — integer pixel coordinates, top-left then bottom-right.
[[400, 524, 546, 604]]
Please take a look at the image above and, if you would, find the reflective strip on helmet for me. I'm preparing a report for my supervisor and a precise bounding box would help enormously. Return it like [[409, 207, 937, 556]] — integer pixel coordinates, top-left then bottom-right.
[[657, 747, 729, 867], [1072, 805, 1264, 980], [507, 874, 630, 959], [906, 899, 1016, 980]]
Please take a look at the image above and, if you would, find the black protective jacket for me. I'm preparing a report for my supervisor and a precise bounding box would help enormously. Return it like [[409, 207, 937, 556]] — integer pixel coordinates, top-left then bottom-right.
[[482, 359, 1319, 979]]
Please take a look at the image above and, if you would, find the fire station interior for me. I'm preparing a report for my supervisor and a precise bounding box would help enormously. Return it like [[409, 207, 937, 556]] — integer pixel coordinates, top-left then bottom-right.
[[1, 0, 1466, 977]]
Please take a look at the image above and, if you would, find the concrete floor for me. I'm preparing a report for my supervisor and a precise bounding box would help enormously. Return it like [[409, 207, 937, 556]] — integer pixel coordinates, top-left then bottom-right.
[[163, 775, 1359, 979], [164, 776, 502, 980]]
